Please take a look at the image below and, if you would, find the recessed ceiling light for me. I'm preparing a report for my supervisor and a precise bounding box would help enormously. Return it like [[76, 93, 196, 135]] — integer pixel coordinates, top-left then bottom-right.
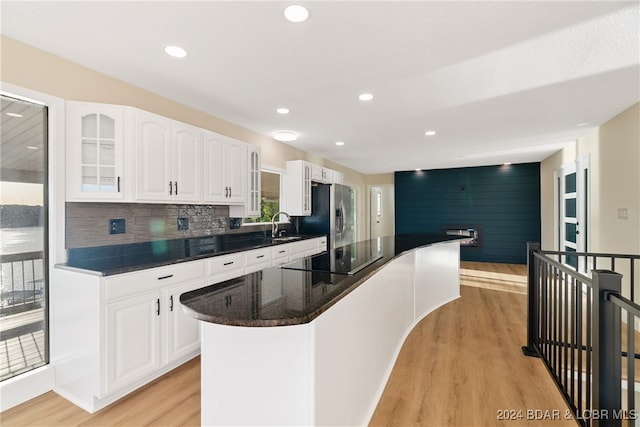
[[284, 4, 309, 23], [503, 162, 512, 166], [415, 168, 422, 171], [27, 146, 38, 150], [358, 93, 374, 101], [164, 45, 188, 58], [424, 130, 437, 136], [576, 122, 589, 127], [335, 141, 345, 146], [276, 107, 290, 115], [6, 112, 23, 118], [273, 131, 298, 142]]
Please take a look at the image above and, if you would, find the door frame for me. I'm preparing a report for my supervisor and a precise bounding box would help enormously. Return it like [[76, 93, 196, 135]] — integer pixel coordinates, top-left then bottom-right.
[[0, 82, 65, 411]]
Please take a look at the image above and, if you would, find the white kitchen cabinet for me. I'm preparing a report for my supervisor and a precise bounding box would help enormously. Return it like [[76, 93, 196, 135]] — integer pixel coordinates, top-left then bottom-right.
[[206, 252, 245, 282], [66, 101, 132, 201], [104, 290, 162, 393], [332, 171, 344, 184], [203, 131, 247, 205], [244, 247, 272, 274], [164, 279, 205, 364], [229, 144, 262, 217], [272, 245, 291, 266], [312, 164, 333, 184], [52, 260, 205, 413], [284, 160, 312, 216], [134, 110, 202, 202]]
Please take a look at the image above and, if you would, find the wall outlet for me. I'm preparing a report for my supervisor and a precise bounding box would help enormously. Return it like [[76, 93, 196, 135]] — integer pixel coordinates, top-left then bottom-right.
[[109, 218, 126, 234], [177, 217, 189, 231]]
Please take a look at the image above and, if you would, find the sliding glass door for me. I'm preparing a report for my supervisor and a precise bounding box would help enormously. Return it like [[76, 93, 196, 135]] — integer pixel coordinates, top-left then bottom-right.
[[0, 95, 48, 381]]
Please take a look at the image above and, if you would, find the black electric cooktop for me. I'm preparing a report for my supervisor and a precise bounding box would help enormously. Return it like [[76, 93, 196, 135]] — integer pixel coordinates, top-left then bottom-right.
[[280, 242, 383, 276]]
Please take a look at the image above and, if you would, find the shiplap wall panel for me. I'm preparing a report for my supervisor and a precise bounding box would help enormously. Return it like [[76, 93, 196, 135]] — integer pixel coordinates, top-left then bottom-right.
[[395, 163, 541, 264]]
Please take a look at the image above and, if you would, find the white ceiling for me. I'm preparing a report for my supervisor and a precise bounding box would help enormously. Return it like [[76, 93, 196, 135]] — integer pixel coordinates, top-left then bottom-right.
[[2, 1, 639, 175]]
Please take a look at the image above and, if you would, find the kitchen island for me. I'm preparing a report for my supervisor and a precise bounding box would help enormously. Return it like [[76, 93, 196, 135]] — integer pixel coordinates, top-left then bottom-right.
[[180, 234, 461, 426]]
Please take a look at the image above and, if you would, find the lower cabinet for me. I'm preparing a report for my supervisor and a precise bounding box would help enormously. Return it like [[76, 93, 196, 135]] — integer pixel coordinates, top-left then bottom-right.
[[52, 236, 327, 413], [52, 260, 205, 413], [105, 291, 163, 393], [164, 279, 203, 364]]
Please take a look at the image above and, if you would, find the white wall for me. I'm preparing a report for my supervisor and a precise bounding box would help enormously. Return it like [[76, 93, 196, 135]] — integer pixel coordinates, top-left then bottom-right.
[[541, 102, 639, 255], [541, 102, 640, 296]]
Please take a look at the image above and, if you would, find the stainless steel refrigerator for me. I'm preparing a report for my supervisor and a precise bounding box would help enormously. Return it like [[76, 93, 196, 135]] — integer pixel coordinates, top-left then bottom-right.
[[297, 183, 353, 249]]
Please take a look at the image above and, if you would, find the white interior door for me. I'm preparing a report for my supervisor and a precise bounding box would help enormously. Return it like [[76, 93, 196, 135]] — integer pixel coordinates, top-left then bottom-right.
[[557, 158, 589, 272], [370, 185, 394, 239]]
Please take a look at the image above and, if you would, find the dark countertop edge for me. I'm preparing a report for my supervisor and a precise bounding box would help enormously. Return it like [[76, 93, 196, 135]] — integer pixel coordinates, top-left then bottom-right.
[[181, 237, 461, 327], [54, 234, 326, 276]]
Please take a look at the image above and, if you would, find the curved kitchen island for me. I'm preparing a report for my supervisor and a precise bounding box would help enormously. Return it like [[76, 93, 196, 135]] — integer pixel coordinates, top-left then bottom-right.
[[180, 234, 461, 426]]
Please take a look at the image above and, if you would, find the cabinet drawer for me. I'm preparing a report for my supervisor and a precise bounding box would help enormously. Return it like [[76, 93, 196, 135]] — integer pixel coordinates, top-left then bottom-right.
[[289, 239, 317, 255], [272, 245, 290, 259], [244, 247, 272, 266], [207, 253, 244, 277], [105, 261, 205, 301], [317, 237, 328, 251]]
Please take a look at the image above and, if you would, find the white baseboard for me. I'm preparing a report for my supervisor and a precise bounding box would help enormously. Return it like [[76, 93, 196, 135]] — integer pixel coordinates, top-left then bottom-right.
[[0, 365, 55, 412]]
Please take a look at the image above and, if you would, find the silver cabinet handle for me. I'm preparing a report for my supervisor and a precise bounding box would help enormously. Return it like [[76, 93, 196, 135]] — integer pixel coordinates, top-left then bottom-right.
[[174, 181, 178, 195], [170, 295, 174, 312], [169, 181, 173, 195]]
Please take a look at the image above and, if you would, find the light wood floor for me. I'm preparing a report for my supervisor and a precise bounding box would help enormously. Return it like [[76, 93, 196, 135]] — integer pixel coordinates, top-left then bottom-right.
[[1, 263, 573, 426]]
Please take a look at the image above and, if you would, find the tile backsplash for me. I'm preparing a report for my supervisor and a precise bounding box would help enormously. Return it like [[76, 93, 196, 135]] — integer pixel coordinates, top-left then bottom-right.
[[66, 202, 260, 249]]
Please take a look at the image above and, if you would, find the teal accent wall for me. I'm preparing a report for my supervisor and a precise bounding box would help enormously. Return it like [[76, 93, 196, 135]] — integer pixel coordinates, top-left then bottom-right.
[[395, 163, 541, 264]]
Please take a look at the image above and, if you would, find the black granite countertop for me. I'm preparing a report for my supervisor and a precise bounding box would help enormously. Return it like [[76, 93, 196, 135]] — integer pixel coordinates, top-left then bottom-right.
[[57, 231, 324, 276], [180, 234, 461, 327]]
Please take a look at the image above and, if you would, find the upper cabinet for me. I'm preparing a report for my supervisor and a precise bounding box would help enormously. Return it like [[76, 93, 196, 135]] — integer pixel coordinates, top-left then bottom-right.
[[66, 102, 132, 201], [284, 160, 312, 216], [311, 164, 333, 184], [203, 131, 246, 205], [229, 144, 262, 218], [66, 102, 259, 208], [134, 110, 202, 202]]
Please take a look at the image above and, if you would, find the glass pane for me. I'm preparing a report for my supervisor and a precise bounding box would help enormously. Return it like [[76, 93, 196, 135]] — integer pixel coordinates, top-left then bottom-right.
[[82, 166, 98, 190], [565, 223, 577, 243], [81, 113, 97, 138], [565, 172, 576, 194], [99, 114, 115, 138], [82, 140, 97, 164], [99, 167, 117, 192], [99, 140, 115, 165], [0, 95, 48, 381], [565, 247, 578, 269], [565, 198, 576, 218]]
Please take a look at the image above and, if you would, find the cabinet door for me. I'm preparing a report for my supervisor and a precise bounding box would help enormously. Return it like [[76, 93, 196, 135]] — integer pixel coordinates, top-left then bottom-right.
[[172, 123, 202, 202], [135, 111, 173, 201], [247, 146, 261, 216], [203, 131, 226, 202], [284, 160, 312, 216], [302, 162, 312, 215], [225, 140, 247, 204], [164, 279, 203, 364], [67, 102, 127, 201], [105, 291, 162, 393]]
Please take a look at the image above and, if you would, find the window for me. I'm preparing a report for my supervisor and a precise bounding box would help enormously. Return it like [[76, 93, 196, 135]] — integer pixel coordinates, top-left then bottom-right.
[[0, 95, 49, 381], [243, 169, 282, 224]]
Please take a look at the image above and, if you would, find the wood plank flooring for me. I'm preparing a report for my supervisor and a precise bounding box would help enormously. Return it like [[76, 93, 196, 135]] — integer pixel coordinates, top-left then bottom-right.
[[1, 263, 574, 426]]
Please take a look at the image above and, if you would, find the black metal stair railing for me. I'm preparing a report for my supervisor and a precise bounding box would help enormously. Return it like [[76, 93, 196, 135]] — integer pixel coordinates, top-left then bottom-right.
[[523, 242, 640, 427]]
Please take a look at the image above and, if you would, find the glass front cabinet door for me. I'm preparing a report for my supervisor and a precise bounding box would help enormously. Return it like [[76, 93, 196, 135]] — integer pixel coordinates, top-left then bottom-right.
[[67, 102, 130, 201]]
